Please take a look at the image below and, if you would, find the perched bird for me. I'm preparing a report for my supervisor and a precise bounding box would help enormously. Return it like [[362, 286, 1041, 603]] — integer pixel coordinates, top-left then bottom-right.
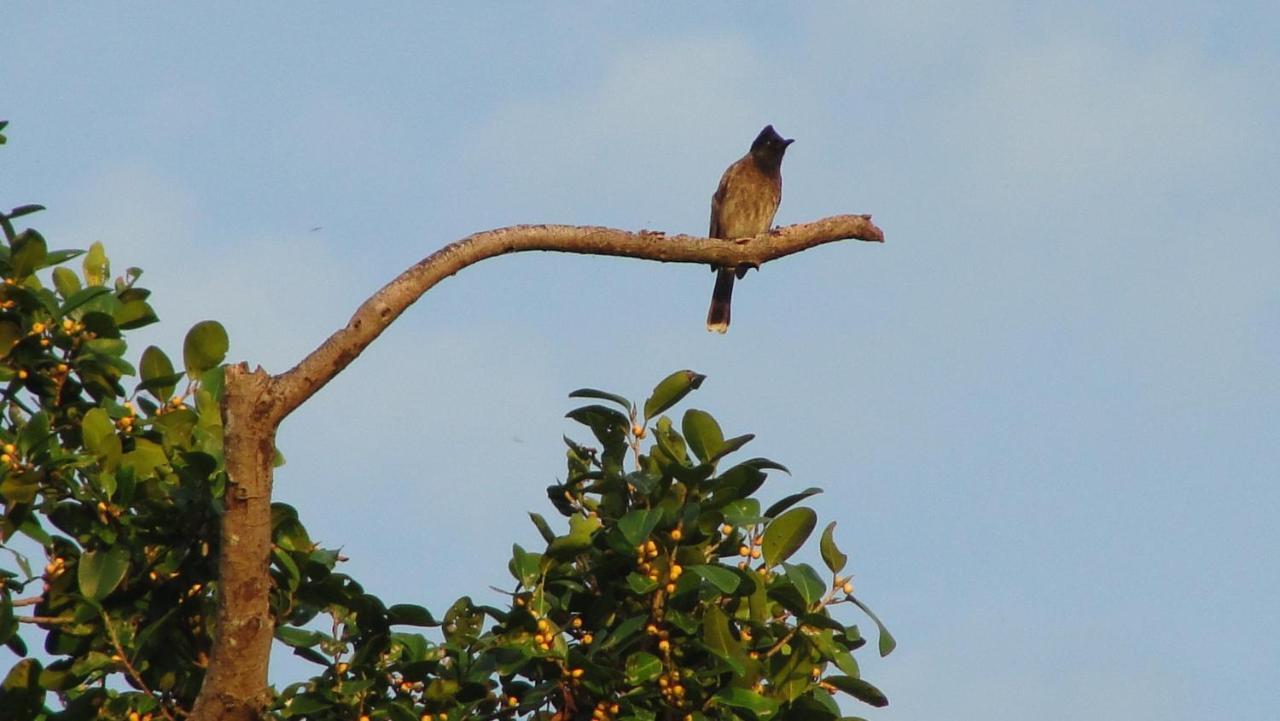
[[706, 124, 794, 333]]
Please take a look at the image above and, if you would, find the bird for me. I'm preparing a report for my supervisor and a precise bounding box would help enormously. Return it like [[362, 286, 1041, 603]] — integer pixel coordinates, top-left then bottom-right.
[[705, 125, 794, 333]]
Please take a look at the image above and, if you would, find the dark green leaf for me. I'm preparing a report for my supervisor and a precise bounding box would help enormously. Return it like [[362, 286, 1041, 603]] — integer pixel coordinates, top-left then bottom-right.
[[59, 286, 112, 315], [762, 507, 817, 568], [764, 488, 823, 519], [568, 387, 632, 413], [114, 299, 158, 330], [782, 563, 826, 608], [707, 433, 755, 464], [643, 370, 705, 421], [183, 320, 229, 376], [275, 626, 324, 648], [617, 508, 663, 547], [7, 204, 44, 219], [78, 547, 129, 601], [387, 604, 438, 627], [825, 675, 888, 707], [819, 521, 848, 574], [688, 564, 741, 594], [701, 604, 745, 674]]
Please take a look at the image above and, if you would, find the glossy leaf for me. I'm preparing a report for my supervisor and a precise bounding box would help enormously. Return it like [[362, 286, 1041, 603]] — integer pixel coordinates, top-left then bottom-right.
[[713, 687, 778, 718], [820, 521, 848, 574], [183, 320, 229, 376], [825, 675, 889, 707], [624, 651, 662, 684], [52, 266, 81, 298], [9, 229, 46, 278], [139, 345, 178, 402], [764, 487, 823, 519], [78, 547, 129, 602], [689, 564, 741, 594], [701, 604, 745, 674], [682, 408, 724, 463], [617, 508, 663, 547], [568, 387, 632, 413], [783, 563, 826, 608], [762, 507, 817, 568], [851, 596, 897, 657], [642, 369, 705, 421], [387, 604, 438, 627]]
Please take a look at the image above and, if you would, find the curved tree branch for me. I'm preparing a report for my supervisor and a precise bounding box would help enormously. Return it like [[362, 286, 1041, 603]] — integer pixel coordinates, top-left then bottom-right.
[[192, 213, 883, 721], [273, 214, 883, 420]]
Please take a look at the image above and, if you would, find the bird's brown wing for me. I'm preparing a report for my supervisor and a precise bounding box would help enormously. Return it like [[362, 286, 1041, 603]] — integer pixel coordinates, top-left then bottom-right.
[[709, 168, 731, 239]]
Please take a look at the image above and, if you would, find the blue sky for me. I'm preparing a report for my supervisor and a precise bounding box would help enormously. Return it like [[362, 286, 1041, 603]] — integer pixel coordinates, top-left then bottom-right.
[[4, 4, 1279, 719]]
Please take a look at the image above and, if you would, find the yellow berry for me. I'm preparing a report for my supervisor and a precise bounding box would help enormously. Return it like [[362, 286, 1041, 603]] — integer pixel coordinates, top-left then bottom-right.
[[571, 667, 585, 678], [31, 322, 45, 334], [739, 545, 751, 557], [658, 639, 670, 652], [571, 617, 583, 628], [507, 696, 519, 707], [721, 523, 734, 535], [670, 528, 683, 541], [750, 548, 761, 559], [842, 581, 854, 594], [17, 370, 27, 379], [581, 633, 593, 645], [646, 624, 659, 635]]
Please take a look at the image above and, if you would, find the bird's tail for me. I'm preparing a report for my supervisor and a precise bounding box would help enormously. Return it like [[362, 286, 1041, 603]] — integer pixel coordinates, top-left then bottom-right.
[[706, 267, 735, 333]]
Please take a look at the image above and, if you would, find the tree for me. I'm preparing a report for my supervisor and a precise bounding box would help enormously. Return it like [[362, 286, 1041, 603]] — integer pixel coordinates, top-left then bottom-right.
[[0, 120, 891, 721]]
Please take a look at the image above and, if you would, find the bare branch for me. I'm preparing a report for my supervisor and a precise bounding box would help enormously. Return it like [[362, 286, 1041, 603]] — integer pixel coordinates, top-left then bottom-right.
[[271, 215, 882, 420], [192, 214, 882, 721]]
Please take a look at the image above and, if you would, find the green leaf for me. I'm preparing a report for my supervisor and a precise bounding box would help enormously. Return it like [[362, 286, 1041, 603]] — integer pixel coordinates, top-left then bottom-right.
[[825, 675, 888, 707], [850, 596, 897, 657], [114, 299, 158, 330], [59, 286, 112, 315], [568, 387, 632, 413], [688, 564, 741, 594], [7, 204, 44, 219], [624, 651, 662, 684], [139, 345, 178, 402], [547, 514, 602, 559], [9, 229, 47, 279], [617, 508, 663, 547], [387, 604, 438, 627], [682, 408, 724, 463], [275, 626, 324, 648], [80, 408, 121, 469], [713, 687, 778, 718], [509, 543, 542, 587], [762, 507, 817, 568], [183, 320, 229, 376], [701, 604, 745, 674], [0, 658, 45, 719], [0, 471, 39, 505], [707, 433, 755, 464], [528, 512, 556, 544], [643, 370, 705, 421], [0, 321, 19, 357], [782, 563, 826, 608], [52, 267, 82, 299], [820, 521, 848, 574], [78, 547, 129, 602], [719, 498, 763, 527], [764, 487, 823, 519], [83, 241, 109, 286], [121, 438, 167, 479]]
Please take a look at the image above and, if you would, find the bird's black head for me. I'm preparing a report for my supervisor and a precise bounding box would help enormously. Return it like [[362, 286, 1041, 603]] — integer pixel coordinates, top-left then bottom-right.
[[749, 124, 794, 166]]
